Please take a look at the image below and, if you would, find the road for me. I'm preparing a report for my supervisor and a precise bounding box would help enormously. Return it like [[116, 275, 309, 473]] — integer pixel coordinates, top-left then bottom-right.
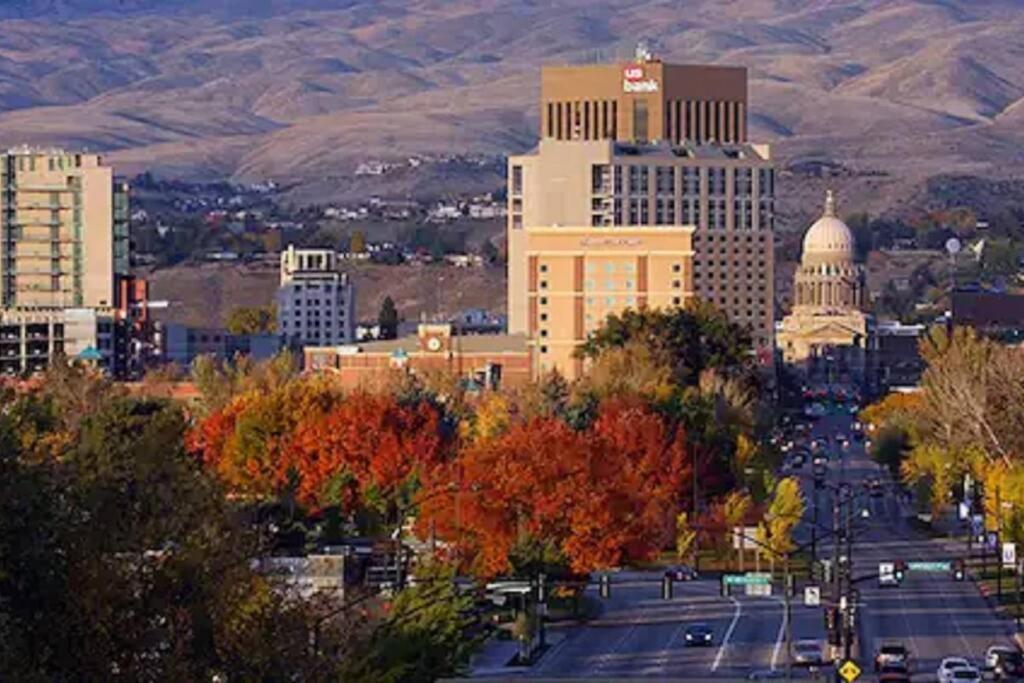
[[476, 405, 1021, 681], [809, 411, 1019, 681]]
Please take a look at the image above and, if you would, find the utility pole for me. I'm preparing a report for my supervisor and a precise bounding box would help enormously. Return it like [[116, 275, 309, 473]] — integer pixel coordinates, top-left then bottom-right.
[[784, 553, 793, 679]]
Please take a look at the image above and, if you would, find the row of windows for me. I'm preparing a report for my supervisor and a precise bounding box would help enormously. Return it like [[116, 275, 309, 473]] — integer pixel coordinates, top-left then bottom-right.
[[546, 99, 619, 141], [597, 165, 774, 198]]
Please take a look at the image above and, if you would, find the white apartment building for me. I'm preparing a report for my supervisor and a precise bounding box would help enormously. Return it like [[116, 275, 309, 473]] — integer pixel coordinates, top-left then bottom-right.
[[276, 245, 355, 348]]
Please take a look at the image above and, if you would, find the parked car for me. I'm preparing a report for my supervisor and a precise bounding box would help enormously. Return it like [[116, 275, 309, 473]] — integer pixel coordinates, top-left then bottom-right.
[[684, 623, 714, 646], [985, 645, 1024, 679], [937, 657, 973, 683]]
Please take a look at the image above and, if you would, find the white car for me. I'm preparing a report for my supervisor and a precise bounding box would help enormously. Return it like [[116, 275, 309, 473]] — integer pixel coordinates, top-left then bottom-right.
[[792, 639, 824, 666], [949, 667, 982, 683], [937, 657, 972, 683]]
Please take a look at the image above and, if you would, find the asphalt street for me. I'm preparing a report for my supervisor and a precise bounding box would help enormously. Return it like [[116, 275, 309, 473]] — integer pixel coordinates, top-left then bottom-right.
[[809, 412, 1019, 681], [478, 406, 1021, 681]]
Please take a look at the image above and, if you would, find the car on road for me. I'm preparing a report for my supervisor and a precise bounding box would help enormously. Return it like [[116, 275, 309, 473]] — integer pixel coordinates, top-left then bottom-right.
[[984, 645, 1024, 679], [792, 638, 823, 666], [877, 663, 912, 682], [937, 657, 973, 683], [664, 565, 698, 582], [683, 623, 714, 646], [949, 667, 982, 683], [875, 644, 911, 671]]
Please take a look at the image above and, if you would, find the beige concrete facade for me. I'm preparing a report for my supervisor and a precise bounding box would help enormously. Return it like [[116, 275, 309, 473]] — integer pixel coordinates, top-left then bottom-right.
[[0, 148, 129, 309], [521, 225, 695, 377], [508, 135, 775, 380]]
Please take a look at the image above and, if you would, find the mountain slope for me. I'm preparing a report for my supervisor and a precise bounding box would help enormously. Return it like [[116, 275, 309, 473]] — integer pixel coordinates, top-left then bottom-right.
[[2, 0, 1024, 214]]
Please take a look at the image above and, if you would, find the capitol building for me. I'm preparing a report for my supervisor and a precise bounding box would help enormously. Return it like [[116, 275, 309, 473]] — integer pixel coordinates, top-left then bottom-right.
[[776, 191, 875, 385]]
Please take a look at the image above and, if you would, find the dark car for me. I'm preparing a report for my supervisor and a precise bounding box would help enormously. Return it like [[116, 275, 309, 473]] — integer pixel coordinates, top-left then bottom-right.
[[985, 645, 1024, 679], [684, 623, 714, 646], [876, 644, 911, 671], [665, 565, 698, 582]]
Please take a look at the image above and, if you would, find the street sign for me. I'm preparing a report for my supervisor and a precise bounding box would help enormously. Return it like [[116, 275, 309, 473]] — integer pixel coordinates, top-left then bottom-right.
[[839, 659, 862, 682], [723, 573, 772, 586], [1003, 543, 1017, 569], [908, 561, 951, 572], [804, 585, 821, 607], [987, 532, 1000, 551], [746, 583, 773, 597]]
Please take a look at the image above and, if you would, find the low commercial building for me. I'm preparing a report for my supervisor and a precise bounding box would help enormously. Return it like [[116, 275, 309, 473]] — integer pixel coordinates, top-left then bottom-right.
[[0, 307, 122, 376], [158, 323, 283, 367], [304, 323, 531, 391]]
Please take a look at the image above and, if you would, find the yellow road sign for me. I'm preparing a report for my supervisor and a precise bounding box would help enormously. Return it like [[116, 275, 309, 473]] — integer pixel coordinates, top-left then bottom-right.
[[838, 659, 862, 682]]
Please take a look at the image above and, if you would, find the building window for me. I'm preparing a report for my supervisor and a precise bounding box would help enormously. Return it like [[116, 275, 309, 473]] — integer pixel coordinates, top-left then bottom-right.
[[673, 297, 681, 305], [540, 345, 548, 354], [540, 329, 548, 337], [656, 166, 675, 193], [511, 165, 523, 195], [672, 280, 681, 289], [540, 297, 548, 305], [539, 264, 548, 273], [628, 166, 648, 194], [673, 263, 681, 273], [540, 313, 548, 322], [540, 280, 548, 289]]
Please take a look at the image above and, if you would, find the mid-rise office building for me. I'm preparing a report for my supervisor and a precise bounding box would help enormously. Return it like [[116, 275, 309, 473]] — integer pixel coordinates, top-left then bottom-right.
[[0, 147, 140, 377], [276, 245, 355, 348], [507, 50, 775, 378]]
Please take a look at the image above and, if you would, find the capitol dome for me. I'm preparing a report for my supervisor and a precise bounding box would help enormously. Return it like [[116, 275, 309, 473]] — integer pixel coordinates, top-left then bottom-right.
[[802, 190, 856, 259]]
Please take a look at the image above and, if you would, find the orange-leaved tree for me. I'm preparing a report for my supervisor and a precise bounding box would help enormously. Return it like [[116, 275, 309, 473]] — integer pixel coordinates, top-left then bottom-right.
[[418, 400, 690, 576], [281, 392, 453, 514]]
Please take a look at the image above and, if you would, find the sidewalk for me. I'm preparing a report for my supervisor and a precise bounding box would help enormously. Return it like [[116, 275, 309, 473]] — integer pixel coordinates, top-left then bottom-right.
[[469, 631, 568, 678]]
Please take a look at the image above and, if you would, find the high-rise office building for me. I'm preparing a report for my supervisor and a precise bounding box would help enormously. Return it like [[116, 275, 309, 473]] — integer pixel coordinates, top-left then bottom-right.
[[0, 147, 138, 377], [507, 50, 775, 379], [276, 245, 355, 348]]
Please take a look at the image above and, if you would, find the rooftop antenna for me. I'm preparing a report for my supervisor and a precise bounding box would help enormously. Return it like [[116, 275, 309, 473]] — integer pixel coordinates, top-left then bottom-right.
[[635, 40, 654, 63]]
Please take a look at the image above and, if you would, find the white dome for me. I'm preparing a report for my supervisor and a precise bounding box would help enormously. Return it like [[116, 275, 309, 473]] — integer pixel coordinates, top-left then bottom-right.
[[803, 191, 856, 258]]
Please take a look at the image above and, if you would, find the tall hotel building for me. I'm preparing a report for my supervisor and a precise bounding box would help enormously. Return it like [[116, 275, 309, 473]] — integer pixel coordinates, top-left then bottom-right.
[[507, 50, 775, 378], [0, 148, 141, 376]]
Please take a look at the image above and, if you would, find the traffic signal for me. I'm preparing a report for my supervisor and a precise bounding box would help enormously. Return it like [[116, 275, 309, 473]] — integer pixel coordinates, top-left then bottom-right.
[[895, 560, 907, 582], [953, 559, 965, 582], [599, 574, 610, 599], [826, 608, 840, 645]]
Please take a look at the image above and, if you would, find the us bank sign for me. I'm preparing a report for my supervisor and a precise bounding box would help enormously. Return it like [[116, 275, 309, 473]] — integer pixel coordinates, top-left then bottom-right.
[[623, 65, 659, 93]]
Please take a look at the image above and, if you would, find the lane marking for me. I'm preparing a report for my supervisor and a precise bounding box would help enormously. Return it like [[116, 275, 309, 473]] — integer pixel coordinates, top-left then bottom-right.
[[770, 597, 787, 671], [711, 596, 743, 672]]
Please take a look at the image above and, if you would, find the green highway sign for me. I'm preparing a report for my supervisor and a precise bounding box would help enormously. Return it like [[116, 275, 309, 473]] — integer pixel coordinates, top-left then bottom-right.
[[723, 573, 772, 586], [908, 561, 950, 572]]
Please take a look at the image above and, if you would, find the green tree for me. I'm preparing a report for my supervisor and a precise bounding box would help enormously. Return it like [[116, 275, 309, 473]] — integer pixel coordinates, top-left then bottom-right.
[[225, 304, 277, 335], [378, 296, 400, 340], [0, 395, 358, 680], [341, 563, 481, 683], [576, 302, 753, 388]]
